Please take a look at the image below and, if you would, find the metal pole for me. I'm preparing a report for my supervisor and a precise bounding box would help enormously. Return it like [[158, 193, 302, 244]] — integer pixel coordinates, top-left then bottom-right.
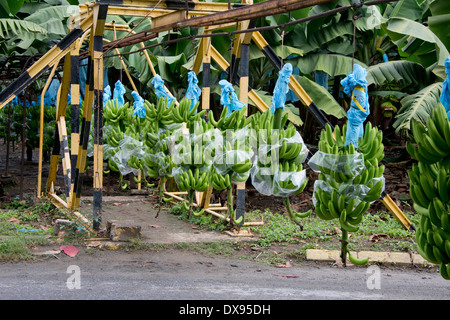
[[38, 63, 60, 198], [19, 91, 27, 200], [3, 103, 12, 178]]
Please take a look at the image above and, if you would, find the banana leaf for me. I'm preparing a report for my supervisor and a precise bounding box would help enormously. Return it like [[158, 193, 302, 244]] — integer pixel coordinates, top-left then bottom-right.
[[285, 21, 354, 55], [0, 18, 47, 38], [293, 75, 346, 119], [428, 0, 450, 53], [289, 53, 367, 78], [366, 60, 433, 90], [382, 17, 450, 80], [387, 0, 426, 21], [392, 81, 443, 132], [24, 5, 77, 25]]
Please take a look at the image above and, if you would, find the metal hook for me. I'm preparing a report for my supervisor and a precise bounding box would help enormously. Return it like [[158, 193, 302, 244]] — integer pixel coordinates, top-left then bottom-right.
[[280, 24, 286, 69]]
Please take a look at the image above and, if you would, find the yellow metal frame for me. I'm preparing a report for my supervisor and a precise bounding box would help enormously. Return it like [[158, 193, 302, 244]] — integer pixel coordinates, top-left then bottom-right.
[[0, 0, 412, 233]]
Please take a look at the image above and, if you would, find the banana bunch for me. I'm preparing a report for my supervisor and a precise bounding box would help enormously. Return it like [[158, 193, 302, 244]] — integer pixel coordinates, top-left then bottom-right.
[[408, 162, 450, 218], [248, 109, 304, 161], [172, 117, 211, 194], [128, 154, 144, 172], [314, 183, 371, 266], [212, 139, 253, 184], [312, 122, 387, 266], [143, 152, 161, 179], [415, 214, 450, 280], [107, 126, 124, 148], [279, 122, 305, 161], [274, 160, 308, 195], [208, 106, 247, 131], [174, 167, 209, 193], [314, 184, 369, 228], [108, 152, 120, 172], [357, 121, 385, 163], [316, 123, 385, 196], [172, 98, 206, 124], [144, 131, 160, 149], [103, 99, 129, 128], [144, 97, 175, 126], [210, 168, 232, 191], [407, 105, 450, 167], [249, 109, 307, 190], [406, 104, 450, 279]]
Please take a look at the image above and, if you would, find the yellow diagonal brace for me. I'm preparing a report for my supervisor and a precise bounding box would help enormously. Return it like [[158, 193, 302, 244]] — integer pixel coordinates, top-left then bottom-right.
[[380, 193, 414, 231]]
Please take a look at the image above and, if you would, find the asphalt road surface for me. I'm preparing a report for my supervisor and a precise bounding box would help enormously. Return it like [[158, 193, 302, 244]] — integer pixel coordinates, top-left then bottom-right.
[[0, 248, 449, 303]]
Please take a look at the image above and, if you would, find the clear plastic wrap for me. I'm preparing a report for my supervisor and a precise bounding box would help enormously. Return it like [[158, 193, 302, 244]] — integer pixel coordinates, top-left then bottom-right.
[[250, 161, 275, 196], [308, 151, 365, 176], [310, 149, 386, 206], [272, 167, 307, 197], [281, 131, 309, 164], [110, 135, 145, 176], [213, 149, 253, 175], [250, 159, 307, 197]]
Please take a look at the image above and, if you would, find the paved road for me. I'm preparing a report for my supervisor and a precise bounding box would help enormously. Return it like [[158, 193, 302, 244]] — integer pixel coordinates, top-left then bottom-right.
[[0, 249, 449, 304]]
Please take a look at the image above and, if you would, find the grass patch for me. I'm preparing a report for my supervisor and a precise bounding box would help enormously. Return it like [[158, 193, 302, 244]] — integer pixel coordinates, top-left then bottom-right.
[[0, 198, 91, 261], [0, 236, 51, 262], [247, 208, 418, 253]]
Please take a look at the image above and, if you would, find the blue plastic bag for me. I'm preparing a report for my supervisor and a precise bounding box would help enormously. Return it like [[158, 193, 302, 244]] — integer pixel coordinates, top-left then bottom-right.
[[219, 79, 246, 117], [185, 71, 201, 111], [103, 85, 112, 103], [440, 56, 450, 121], [131, 91, 146, 118], [341, 64, 370, 148], [11, 96, 19, 107], [43, 78, 60, 107], [79, 58, 109, 98], [315, 71, 329, 90], [113, 80, 126, 107], [270, 63, 293, 114], [151, 75, 176, 107], [286, 67, 300, 103]]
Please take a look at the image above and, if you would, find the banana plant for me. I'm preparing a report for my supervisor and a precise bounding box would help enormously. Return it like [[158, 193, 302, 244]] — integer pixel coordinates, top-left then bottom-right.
[[1, 0, 78, 57]]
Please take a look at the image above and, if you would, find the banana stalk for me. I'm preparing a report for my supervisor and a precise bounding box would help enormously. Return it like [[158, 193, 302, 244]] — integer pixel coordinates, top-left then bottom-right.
[[273, 108, 283, 131], [283, 197, 312, 228], [227, 187, 233, 219], [155, 176, 166, 218], [187, 189, 195, 218], [341, 229, 349, 266]]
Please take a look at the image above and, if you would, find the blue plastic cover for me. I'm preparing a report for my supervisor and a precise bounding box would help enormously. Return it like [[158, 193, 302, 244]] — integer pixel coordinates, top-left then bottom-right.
[[113, 80, 126, 107], [103, 85, 112, 103], [440, 56, 450, 121], [286, 67, 300, 103], [219, 79, 246, 117], [185, 71, 201, 111], [151, 75, 176, 107], [79, 58, 109, 99], [315, 71, 329, 90], [44, 78, 60, 106], [341, 64, 370, 148], [382, 53, 389, 63], [270, 63, 293, 114], [11, 96, 19, 107], [131, 91, 146, 118]]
